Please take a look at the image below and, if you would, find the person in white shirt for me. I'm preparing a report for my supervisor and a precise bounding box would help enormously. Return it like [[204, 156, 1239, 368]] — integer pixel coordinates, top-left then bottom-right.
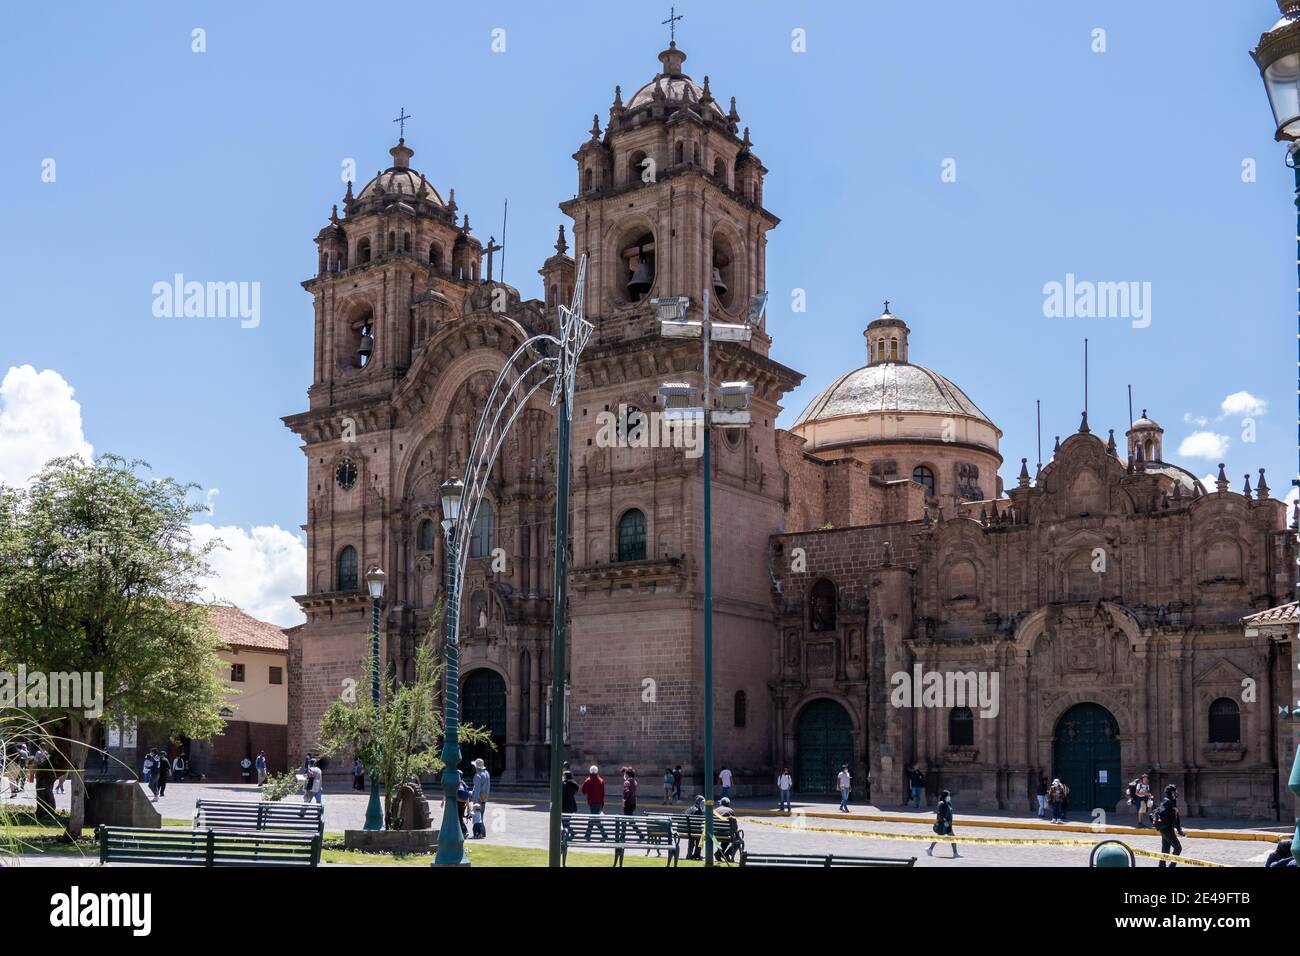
[[776, 767, 793, 812], [837, 765, 852, 812], [719, 765, 733, 799], [303, 758, 323, 804]]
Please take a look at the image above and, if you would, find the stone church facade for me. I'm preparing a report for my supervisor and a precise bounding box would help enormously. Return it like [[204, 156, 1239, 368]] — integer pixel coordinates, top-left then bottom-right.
[[283, 40, 1297, 820]]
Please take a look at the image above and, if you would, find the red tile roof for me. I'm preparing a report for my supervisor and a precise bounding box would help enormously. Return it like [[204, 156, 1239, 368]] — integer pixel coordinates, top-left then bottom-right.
[[1242, 602, 1298, 627], [207, 604, 289, 652]]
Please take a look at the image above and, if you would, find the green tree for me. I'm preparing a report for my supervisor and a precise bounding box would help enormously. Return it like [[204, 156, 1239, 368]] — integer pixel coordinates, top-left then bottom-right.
[[318, 613, 490, 828], [0, 455, 228, 837]]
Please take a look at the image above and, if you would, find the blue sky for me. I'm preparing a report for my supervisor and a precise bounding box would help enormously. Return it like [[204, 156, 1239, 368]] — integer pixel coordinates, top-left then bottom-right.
[[1, 1, 1295, 621]]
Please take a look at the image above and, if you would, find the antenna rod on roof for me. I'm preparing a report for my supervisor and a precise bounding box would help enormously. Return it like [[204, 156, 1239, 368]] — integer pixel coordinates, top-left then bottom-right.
[[1127, 384, 1134, 456], [500, 198, 508, 287], [1036, 399, 1042, 475]]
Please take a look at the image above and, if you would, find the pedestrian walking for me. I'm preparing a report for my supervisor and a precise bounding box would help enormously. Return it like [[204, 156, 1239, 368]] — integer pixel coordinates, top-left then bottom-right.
[[1153, 784, 1186, 867], [776, 766, 793, 812], [561, 769, 580, 814], [303, 758, 323, 804], [1134, 774, 1152, 827], [837, 764, 852, 812], [622, 766, 637, 815], [154, 751, 170, 798], [663, 767, 674, 804], [470, 757, 491, 828], [908, 765, 926, 810], [1036, 775, 1049, 818], [255, 751, 267, 785], [580, 764, 605, 814], [719, 764, 732, 800], [1048, 777, 1069, 822], [672, 765, 683, 801], [172, 752, 186, 783], [142, 749, 154, 790], [353, 756, 365, 791], [926, 789, 960, 858]]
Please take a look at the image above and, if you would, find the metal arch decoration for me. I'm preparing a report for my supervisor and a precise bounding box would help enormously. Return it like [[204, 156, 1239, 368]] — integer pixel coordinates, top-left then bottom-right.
[[446, 254, 592, 634]]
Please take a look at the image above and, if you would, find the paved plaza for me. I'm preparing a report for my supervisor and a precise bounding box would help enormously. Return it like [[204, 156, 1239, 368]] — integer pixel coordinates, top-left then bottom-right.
[[4, 782, 1288, 867]]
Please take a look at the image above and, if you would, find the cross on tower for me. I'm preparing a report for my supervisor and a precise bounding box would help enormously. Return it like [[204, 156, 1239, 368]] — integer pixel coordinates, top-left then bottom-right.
[[393, 106, 412, 139], [662, 6, 683, 43], [484, 236, 504, 282]]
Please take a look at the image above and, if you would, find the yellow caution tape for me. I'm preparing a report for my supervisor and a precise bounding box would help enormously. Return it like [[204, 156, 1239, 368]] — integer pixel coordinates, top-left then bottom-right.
[[744, 817, 1226, 867]]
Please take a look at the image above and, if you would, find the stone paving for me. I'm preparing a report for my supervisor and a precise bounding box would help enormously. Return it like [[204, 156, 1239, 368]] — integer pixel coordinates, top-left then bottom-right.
[[3, 782, 1286, 868]]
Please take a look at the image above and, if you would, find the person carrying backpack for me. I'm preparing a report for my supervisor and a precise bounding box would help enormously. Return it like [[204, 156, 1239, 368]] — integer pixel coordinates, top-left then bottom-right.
[[1153, 784, 1186, 867], [1134, 774, 1152, 827]]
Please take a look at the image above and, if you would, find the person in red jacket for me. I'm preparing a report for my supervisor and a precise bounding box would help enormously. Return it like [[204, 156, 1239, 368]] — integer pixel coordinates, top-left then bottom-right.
[[580, 765, 605, 814]]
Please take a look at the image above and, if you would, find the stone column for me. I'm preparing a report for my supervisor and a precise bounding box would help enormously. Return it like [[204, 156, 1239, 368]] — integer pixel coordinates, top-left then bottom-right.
[[1133, 639, 1149, 771]]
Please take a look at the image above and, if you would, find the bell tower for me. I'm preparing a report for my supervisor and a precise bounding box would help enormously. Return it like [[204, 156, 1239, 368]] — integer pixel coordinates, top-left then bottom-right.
[[560, 41, 803, 788], [560, 41, 777, 355]]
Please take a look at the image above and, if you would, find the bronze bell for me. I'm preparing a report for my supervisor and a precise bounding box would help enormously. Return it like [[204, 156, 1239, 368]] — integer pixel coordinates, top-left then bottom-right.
[[358, 328, 374, 364], [627, 255, 653, 299], [712, 266, 727, 298]]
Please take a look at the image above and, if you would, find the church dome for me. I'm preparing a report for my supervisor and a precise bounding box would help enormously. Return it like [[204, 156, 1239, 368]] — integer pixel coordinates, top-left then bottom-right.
[[626, 43, 726, 118], [357, 139, 444, 203], [793, 362, 994, 428], [790, 305, 1001, 456]]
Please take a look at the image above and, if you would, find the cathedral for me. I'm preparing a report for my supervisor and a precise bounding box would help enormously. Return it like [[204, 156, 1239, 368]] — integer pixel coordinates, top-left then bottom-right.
[[283, 40, 1299, 821]]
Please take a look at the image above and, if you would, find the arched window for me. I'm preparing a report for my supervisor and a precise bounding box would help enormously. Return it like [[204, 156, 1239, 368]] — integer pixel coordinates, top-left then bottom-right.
[[628, 150, 647, 184], [402, 232, 411, 252], [809, 578, 837, 631], [357, 238, 371, 264], [713, 157, 725, 181], [912, 466, 935, 497], [949, 707, 974, 746], [429, 243, 442, 270], [889, 338, 898, 361], [734, 690, 747, 728], [1208, 698, 1241, 744], [1143, 438, 1154, 462], [584, 167, 593, 192], [337, 546, 358, 591], [417, 519, 434, 552], [470, 500, 493, 558], [617, 509, 646, 562], [387, 231, 396, 252], [676, 141, 684, 164]]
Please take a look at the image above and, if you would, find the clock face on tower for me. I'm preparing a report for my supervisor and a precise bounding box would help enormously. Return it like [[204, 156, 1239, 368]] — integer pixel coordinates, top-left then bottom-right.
[[335, 459, 358, 490]]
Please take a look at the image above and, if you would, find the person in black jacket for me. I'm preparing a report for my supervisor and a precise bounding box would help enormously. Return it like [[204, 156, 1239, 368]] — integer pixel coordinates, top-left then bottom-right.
[[926, 789, 959, 858], [1264, 838, 1296, 867], [1153, 784, 1187, 867], [561, 769, 580, 814]]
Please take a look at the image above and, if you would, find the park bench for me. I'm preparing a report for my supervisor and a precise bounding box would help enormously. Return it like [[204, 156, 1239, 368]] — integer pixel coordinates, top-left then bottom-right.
[[740, 851, 916, 868], [97, 825, 321, 867], [193, 799, 324, 835], [559, 813, 678, 866], [643, 811, 744, 861]]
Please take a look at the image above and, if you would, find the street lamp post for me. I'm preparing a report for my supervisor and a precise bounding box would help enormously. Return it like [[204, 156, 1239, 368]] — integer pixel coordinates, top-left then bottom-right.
[[434, 477, 469, 866], [1251, 0, 1300, 865], [363, 565, 387, 831], [657, 290, 764, 868]]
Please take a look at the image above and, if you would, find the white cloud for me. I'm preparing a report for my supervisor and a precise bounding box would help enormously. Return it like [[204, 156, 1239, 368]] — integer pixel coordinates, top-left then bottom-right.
[[1201, 472, 1218, 490], [0, 365, 94, 487], [1178, 431, 1230, 460], [191, 523, 306, 628], [1219, 391, 1268, 418], [1285, 485, 1298, 513], [203, 488, 220, 515], [1182, 412, 1208, 427]]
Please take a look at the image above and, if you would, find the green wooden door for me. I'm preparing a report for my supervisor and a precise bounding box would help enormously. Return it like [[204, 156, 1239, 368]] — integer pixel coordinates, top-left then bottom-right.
[[796, 699, 854, 795], [461, 669, 507, 778], [1052, 703, 1122, 813]]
